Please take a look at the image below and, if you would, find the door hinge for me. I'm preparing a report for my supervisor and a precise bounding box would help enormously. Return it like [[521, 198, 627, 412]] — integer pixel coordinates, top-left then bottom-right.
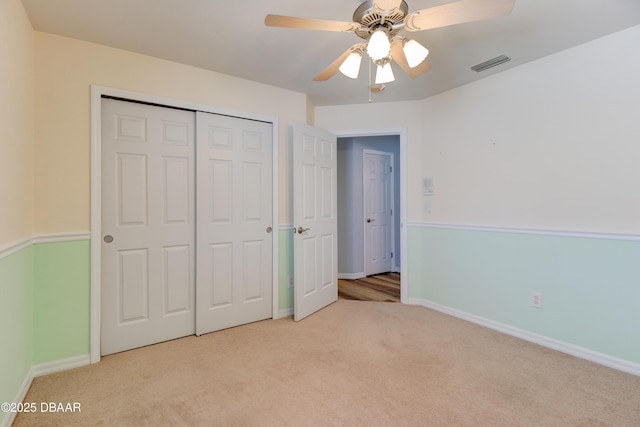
[[390, 166, 393, 173], [391, 252, 394, 259], [390, 209, 393, 216]]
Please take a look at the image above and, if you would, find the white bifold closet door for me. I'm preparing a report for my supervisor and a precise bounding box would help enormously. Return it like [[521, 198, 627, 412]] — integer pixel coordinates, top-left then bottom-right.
[[101, 99, 273, 356], [195, 111, 273, 335], [101, 99, 196, 356]]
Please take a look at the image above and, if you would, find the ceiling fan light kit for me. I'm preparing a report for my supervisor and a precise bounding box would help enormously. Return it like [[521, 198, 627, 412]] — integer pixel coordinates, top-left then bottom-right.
[[402, 39, 429, 68], [366, 28, 392, 61], [375, 62, 395, 84], [339, 50, 364, 79], [265, 0, 516, 85]]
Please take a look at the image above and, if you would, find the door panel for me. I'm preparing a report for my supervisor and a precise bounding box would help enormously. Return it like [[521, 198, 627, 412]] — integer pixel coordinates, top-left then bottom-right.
[[101, 98, 195, 356], [163, 245, 191, 315], [293, 123, 338, 321], [364, 151, 393, 275], [118, 248, 149, 323], [196, 112, 273, 335]]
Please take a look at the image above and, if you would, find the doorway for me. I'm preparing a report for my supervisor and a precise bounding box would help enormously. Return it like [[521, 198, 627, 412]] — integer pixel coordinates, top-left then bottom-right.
[[336, 133, 402, 302]]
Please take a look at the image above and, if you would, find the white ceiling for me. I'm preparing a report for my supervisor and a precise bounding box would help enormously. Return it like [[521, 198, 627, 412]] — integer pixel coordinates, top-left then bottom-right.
[[21, 0, 640, 106]]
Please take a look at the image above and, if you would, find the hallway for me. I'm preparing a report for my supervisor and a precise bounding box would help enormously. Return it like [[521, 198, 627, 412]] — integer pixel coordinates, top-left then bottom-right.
[[337, 273, 400, 302]]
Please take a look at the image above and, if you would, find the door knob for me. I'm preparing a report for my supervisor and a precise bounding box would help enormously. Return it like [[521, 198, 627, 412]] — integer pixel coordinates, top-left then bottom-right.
[[103, 235, 114, 243], [297, 227, 310, 234], [367, 218, 375, 223]]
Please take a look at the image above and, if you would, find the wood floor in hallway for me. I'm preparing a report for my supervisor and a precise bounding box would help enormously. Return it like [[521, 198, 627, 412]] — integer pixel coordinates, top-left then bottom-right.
[[338, 272, 400, 302]]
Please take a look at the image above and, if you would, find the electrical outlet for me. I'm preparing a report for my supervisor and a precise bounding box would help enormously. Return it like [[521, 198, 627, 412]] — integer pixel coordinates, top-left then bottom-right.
[[530, 291, 542, 309]]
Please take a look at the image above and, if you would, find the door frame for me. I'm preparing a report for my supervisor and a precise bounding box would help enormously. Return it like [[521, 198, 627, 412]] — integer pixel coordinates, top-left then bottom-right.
[[362, 149, 395, 276], [334, 128, 407, 303], [89, 85, 279, 363]]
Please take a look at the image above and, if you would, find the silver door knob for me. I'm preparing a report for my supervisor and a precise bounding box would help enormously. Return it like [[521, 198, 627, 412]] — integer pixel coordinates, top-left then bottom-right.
[[297, 227, 310, 234], [103, 235, 114, 243], [367, 218, 375, 223]]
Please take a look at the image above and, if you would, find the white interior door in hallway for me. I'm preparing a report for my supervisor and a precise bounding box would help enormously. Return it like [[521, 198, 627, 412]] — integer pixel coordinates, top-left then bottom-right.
[[100, 99, 273, 356], [293, 122, 338, 321], [364, 150, 394, 276]]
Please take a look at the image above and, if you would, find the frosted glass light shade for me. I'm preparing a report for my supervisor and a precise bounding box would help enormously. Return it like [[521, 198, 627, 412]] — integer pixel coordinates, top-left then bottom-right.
[[375, 63, 395, 84], [367, 29, 391, 61], [339, 51, 362, 79], [403, 39, 429, 68]]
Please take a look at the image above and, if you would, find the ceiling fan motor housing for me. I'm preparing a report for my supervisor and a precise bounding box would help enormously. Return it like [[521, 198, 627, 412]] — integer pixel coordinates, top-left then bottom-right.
[[353, 0, 409, 39]]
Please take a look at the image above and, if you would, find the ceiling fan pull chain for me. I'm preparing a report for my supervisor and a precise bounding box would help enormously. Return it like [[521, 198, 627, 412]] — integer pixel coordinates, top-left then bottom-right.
[[368, 57, 372, 103]]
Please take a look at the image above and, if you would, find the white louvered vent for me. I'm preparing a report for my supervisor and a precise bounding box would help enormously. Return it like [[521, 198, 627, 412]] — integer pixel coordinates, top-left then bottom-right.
[[470, 55, 511, 72]]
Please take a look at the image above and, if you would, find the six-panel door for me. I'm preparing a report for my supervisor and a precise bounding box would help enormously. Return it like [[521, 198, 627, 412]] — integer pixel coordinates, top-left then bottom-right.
[[101, 99, 274, 355], [101, 99, 196, 355]]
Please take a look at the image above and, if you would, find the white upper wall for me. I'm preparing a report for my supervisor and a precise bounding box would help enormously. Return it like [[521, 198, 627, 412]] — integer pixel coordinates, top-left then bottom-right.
[[317, 25, 640, 233], [34, 32, 309, 232], [419, 24, 640, 233], [315, 100, 425, 220], [0, 0, 35, 246]]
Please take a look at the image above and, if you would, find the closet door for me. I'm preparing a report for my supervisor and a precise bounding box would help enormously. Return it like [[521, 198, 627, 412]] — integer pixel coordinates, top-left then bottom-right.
[[195, 112, 273, 335], [101, 99, 195, 355]]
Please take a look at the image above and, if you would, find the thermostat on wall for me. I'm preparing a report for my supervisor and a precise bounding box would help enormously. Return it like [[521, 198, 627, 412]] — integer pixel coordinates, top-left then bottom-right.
[[423, 176, 434, 196]]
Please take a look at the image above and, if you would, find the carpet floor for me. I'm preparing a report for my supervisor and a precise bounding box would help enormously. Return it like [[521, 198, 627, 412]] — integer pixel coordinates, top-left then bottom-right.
[[14, 300, 640, 426]]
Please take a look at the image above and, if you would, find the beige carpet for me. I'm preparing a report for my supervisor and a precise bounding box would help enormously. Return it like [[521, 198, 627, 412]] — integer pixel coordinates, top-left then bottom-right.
[[14, 300, 640, 426]]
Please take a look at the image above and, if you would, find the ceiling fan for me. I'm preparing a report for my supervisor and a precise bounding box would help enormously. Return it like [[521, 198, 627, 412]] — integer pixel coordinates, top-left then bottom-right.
[[265, 0, 516, 84]]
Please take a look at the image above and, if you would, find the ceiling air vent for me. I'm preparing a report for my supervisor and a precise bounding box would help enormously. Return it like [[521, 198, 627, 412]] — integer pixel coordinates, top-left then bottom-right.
[[470, 55, 511, 72]]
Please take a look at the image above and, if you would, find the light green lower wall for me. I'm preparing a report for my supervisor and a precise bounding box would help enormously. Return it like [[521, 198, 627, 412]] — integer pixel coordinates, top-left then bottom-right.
[[5, 226, 636, 421], [407, 225, 640, 363], [278, 229, 294, 312], [0, 245, 34, 423], [0, 239, 89, 426], [33, 240, 90, 364]]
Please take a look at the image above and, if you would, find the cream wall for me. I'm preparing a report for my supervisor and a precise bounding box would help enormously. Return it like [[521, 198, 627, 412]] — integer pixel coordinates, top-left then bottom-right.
[[34, 32, 309, 232], [314, 99, 425, 219], [317, 25, 640, 233], [0, 0, 34, 245], [417, 25, 640, 233]]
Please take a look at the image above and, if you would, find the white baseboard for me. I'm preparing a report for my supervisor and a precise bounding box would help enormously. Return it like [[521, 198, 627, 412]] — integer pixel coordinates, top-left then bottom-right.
[[31, 354, 91, 377], [1, 368, 34, 427], [338, 273, 365, 280], [1, 354, 90, 427], [277, 308, 293, 318], [339, 271, 400, 279], [405, 298, 640, 377]]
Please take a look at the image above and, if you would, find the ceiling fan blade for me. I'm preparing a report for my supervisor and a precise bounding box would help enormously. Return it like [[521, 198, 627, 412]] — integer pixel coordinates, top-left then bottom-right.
[[265, 14, 359, 32], [390, 39, 432, 78], [374, 0, 404, 11], [313, 45, 363, 81], [405, 0, 515, 31]]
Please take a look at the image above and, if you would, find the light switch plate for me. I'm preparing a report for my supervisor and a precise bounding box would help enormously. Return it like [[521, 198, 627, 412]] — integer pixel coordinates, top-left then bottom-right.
[[423, 177, 434, 196]]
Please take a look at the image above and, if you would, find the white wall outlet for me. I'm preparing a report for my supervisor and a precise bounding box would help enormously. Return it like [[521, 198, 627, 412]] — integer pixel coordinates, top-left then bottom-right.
[[423, 202, 432, 214], [288, 276, 294, 288], [530, 291, 543, 308]]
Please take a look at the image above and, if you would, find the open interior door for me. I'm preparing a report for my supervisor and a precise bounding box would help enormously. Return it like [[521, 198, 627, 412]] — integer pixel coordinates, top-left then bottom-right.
[[293, 122, 338, 321]]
